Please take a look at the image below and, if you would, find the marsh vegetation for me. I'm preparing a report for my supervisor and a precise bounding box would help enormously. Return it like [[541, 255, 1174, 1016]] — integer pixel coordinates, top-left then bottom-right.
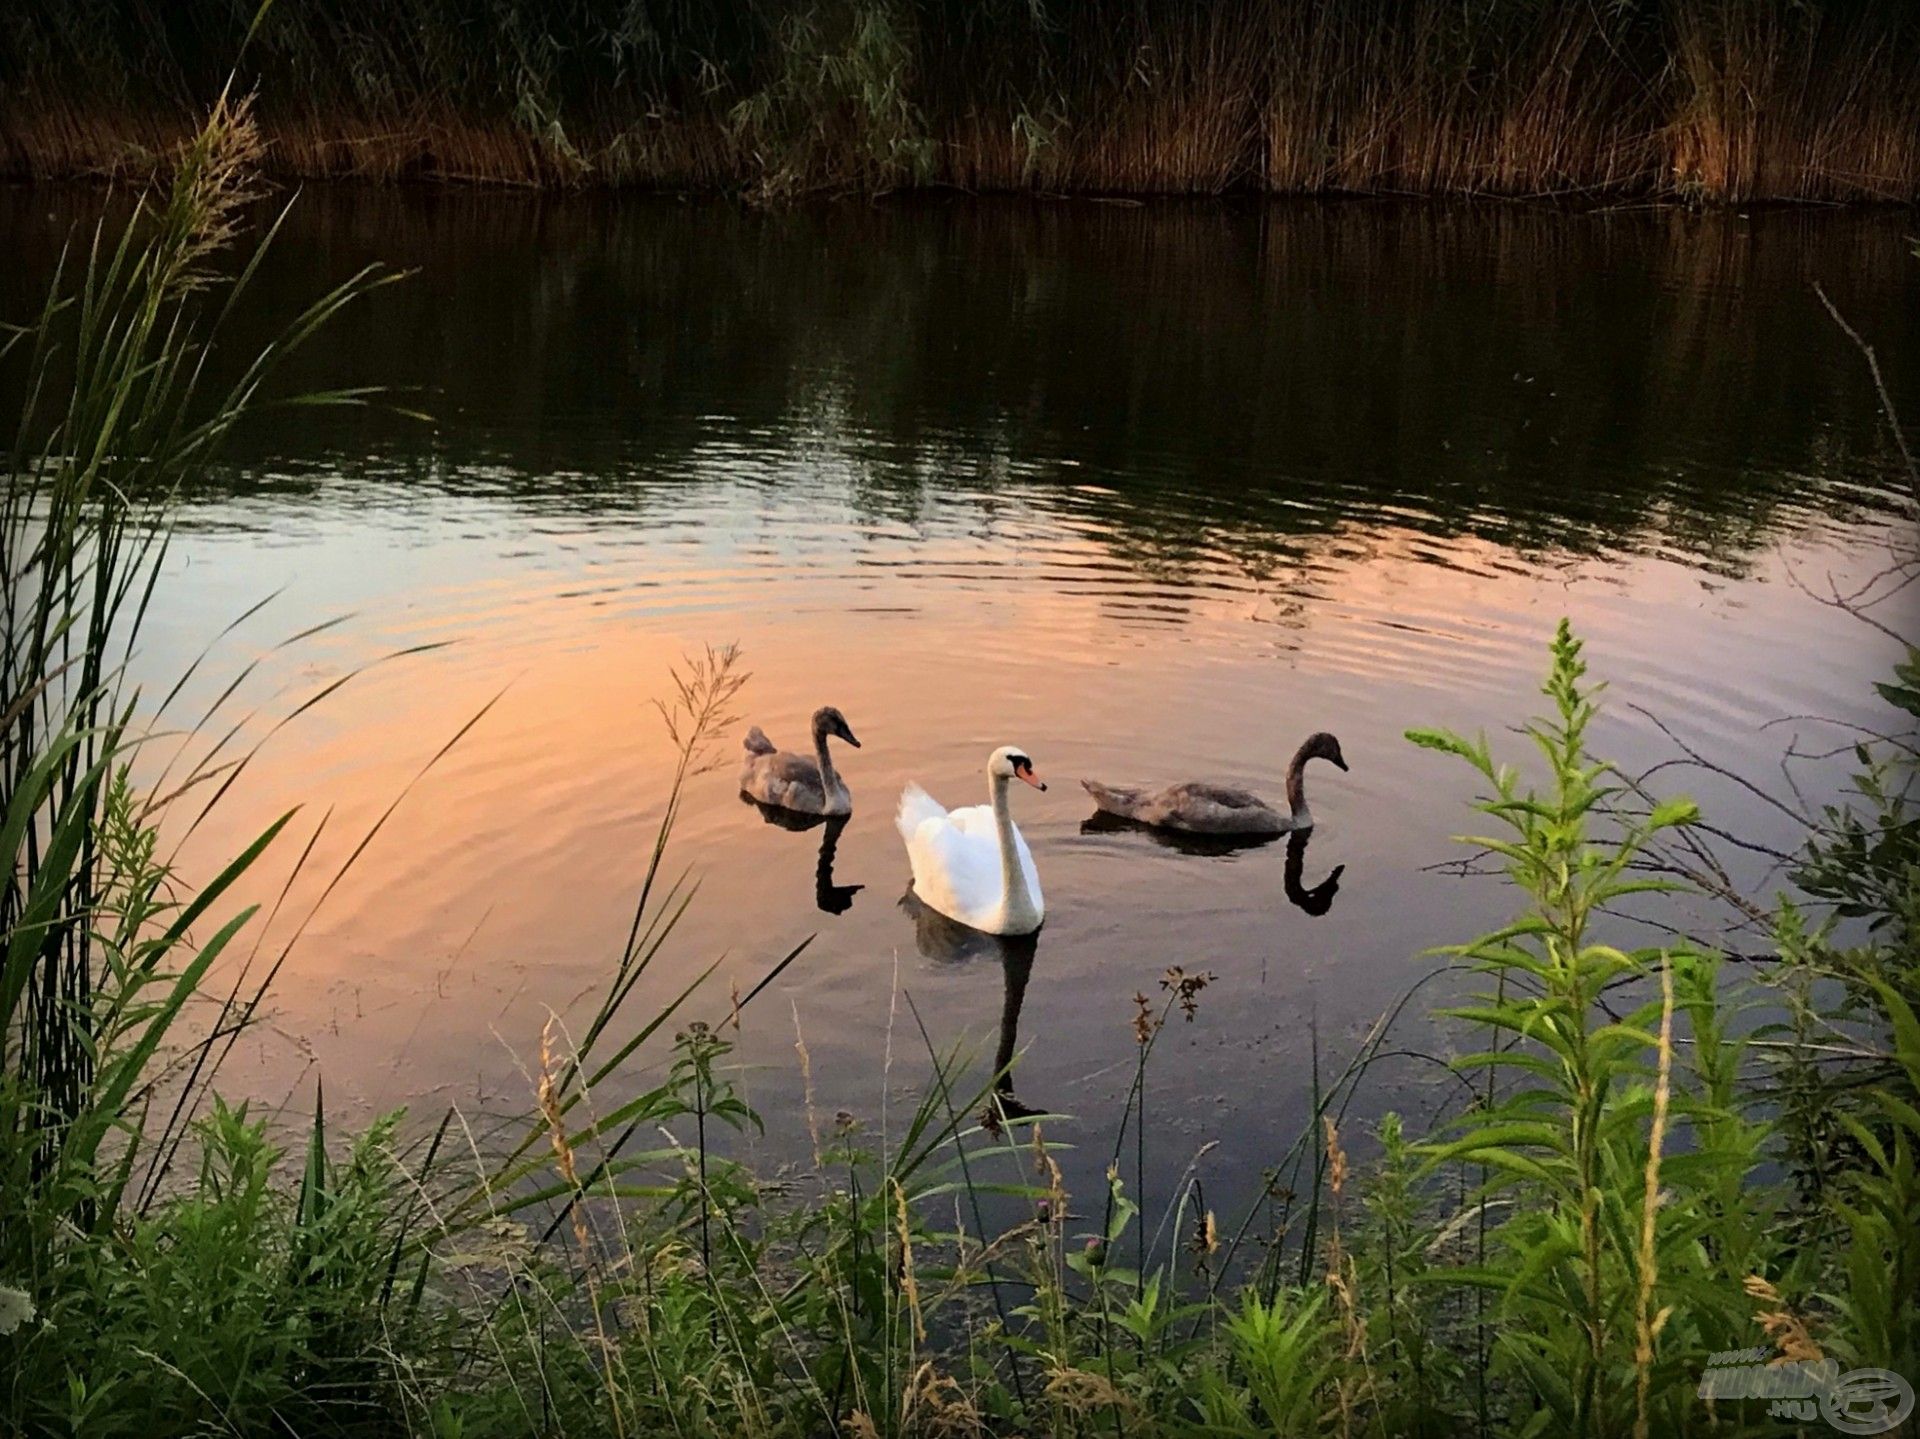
[[3, 102, 1918, 1437], [4, 0, 1920, 199]]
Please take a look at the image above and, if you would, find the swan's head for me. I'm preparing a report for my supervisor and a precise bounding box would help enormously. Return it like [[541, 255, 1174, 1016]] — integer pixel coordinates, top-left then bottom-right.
[[990, 745, 1047, 792], [1300, 731, 1348, 772], [812, 706, 860, 748]]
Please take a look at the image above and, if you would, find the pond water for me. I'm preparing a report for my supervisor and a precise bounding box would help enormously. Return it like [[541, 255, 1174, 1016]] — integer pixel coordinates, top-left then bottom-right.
[[5, 189, 1916, 1215]]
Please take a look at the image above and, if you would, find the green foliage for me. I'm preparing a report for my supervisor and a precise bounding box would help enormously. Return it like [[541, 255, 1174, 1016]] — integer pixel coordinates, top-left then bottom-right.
[[1351, 1113, 1465, 1437], [1795, 647, 1920, 945], [1215, 1286, 1338, 1434], [1765, 638, 1920, 1388], [1410, 624, 1741, 1435], [22, 1099, 430, 1436], [730, 0, 935, 198], [1826, 976, 1920, 1383]]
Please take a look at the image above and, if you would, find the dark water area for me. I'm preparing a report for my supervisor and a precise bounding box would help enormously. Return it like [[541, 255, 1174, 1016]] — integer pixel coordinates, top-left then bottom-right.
[[3, 188, 1916, 1217]]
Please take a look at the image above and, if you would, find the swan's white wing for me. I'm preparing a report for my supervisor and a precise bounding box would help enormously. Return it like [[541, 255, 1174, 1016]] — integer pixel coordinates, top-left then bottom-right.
[[945, 803, 997, 840], [896, 783, 948, 845], [938, 806, 1043, 924], [905, 813, 1003, 929]]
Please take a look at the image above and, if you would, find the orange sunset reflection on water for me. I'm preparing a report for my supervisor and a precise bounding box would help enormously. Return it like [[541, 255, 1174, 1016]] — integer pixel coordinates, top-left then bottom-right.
[[148, 494, 1910, 1198]]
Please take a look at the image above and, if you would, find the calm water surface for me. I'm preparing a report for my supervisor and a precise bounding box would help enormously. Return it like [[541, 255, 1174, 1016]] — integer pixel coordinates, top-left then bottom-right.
[[6, 190, 1916, 1210]]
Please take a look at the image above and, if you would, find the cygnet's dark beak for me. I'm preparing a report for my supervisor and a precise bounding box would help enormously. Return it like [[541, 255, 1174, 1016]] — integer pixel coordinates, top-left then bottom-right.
[[842, 728, 862, 748]]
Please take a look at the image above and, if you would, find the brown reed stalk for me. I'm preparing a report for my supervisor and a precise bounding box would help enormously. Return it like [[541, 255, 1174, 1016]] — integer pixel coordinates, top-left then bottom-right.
[[1322, 1116, 1370, 1439], [891, 1176, 925, 1347], [1633, 957, 1677, 1439], [537, 1017, 627, 1439]]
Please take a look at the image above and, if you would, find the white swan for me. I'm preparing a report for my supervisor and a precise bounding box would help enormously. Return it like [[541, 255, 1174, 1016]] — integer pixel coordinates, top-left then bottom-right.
[[896, 746, 1047, 935]]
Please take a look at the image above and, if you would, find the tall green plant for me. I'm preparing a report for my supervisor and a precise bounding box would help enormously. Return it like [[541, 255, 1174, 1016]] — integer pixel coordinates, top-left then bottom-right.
[[1408, 621, 1765, 1437], [0, 91, 392, 1425]]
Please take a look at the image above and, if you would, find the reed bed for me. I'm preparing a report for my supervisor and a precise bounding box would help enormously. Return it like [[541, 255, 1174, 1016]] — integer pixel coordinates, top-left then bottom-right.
[[3, 0, 1919, 199]]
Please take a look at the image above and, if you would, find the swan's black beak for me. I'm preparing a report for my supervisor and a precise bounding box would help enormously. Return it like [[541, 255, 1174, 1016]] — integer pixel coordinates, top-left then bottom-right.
[[1332, 755, 1348, 772], [842, 729, 862, 748]]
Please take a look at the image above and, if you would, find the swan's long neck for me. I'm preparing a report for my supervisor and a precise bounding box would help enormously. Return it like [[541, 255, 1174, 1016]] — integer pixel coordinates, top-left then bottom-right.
[[1283, 745, 1313, 827], [812, 724, 841, 796], [989, 773, 1035, 919]]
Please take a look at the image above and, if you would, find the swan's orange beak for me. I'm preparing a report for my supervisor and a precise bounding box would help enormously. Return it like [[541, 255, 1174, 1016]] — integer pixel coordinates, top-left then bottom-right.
[[1016, 765, 1048, 792]]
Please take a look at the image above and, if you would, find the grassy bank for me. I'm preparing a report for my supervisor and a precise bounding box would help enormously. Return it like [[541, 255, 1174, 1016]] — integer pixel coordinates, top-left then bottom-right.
[[4, 105, 1920, 1437], [3, 0, 1920, 200]]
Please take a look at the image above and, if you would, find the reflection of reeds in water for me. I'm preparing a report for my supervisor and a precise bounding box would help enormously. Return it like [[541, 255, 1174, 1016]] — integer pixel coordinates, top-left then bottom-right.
[[12, 189, 1902, 583], [3, 0, 1918, 200]]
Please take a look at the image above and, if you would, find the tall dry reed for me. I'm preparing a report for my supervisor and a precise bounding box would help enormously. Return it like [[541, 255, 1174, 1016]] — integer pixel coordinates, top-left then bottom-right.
[[2, 0, 1917, 199]]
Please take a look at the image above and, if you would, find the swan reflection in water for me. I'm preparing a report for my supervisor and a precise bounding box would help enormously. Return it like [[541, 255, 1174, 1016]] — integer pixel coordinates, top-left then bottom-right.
[[1282, 831, 1343, 916], [900, 891, 1042, 1120], [1078, 815, 1346, 917], [740, 798, 864, 915]]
